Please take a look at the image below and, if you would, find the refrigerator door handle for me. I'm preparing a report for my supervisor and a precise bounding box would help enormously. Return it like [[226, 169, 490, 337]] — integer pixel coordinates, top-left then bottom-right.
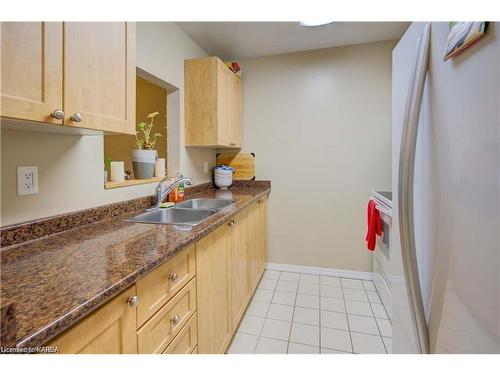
[[397, 23, 431, 354]]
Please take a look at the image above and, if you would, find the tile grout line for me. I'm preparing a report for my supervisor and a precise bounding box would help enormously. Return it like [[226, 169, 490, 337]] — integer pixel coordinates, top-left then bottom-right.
[[285, 272, 299, 354], [363, 281, 388, 354], [254, 270, 279, 353], [318, 274, 322, 353], [238, 272, 389, 354], [249, 292, 390, 327], [340, 278, 355, 353]]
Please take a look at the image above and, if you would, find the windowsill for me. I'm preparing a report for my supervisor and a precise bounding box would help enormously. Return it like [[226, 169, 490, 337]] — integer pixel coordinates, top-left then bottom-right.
[[105, 176, 163, 189]]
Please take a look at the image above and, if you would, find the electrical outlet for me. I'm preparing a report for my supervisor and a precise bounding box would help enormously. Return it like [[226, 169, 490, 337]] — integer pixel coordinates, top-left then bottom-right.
[[17, 166, 38, 196], [203, 161, 208, 173]]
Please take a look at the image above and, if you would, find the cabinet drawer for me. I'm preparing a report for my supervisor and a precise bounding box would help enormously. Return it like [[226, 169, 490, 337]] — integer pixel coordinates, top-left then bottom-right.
[[137, 244, 195, 327], [137, 278, 197, 354], [162, 313, 198, 354]]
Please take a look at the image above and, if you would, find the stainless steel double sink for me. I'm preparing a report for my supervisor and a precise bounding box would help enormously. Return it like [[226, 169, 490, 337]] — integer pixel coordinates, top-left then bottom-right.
[[125, 198, 236, 226]]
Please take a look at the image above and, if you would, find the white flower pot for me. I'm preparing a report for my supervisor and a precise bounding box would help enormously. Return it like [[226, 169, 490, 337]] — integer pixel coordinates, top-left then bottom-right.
[[131, 149, 157, 179]]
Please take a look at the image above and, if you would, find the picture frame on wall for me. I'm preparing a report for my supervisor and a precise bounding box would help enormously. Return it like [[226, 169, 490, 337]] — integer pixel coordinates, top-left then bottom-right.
[[444, 22, 489, 60]]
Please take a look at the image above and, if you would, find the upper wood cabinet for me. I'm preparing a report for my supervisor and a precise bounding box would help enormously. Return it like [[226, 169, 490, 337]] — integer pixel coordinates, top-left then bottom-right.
[[0, 22, 63, 125], [64, 22, 136, 134], [0, 22, 136, 135], [185, 56, 242, 148]]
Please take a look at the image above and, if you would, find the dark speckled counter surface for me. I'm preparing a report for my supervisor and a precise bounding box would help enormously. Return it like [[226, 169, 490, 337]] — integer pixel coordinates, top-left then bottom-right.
[[0, 182, 270, 348]]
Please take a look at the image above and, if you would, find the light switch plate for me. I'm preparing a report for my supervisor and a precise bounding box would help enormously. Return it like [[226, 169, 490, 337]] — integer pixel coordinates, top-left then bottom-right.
[[17, 166, 38, 196]]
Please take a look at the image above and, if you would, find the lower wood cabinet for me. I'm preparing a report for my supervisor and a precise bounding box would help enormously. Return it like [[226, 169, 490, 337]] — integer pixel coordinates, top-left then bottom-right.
[[50, 286, 138, 354], [162, 313, 198, 354], [228, 207, 252, 331], [136, 244, 195, 327], [256, 196, 269, 282], [48, 195, 269, 354], [195, 225, 232, 354], [196, 197, 269, 354], [137, 278, 197, 354], [250, 195, 269, 290]]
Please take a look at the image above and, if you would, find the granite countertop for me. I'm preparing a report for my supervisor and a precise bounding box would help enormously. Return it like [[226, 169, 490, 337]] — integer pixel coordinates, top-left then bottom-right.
[[0, 183, 270, 348]]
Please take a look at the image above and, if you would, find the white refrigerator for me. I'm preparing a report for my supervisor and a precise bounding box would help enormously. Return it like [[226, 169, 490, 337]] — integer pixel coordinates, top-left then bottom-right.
[[391, 22, 499, 353]]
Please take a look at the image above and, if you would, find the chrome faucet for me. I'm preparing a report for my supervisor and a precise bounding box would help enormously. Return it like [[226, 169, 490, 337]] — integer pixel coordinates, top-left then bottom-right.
[[147, 175, 193, 211]]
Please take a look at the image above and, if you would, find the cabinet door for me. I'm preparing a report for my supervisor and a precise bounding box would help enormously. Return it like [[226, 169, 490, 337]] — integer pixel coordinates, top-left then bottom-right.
[[216, 60, 230, 146], [228, 75, 242, 147], [63, 22, 135, 134], [50, 286, 138, 354], [195, 225, 231, 354], [249, 202, 260, 291], [228, 208, 252, 331], [257, 196, 269, 277], [185, 57, 218, 146], [0, 22, 63, 124]]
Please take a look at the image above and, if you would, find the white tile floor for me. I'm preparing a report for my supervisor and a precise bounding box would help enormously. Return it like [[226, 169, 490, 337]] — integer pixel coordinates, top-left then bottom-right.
[[227, 269, 392, 354]]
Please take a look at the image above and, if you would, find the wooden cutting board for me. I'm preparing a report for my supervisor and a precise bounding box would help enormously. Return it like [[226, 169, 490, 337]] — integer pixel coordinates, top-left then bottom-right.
[[216, 153, 255, 180]]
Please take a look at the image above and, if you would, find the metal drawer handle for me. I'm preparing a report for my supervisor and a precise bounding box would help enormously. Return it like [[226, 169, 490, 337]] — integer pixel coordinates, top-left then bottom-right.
[[170, 315, 180, 325], [169, 273, 179, 283], [127, 295, 139, 308]]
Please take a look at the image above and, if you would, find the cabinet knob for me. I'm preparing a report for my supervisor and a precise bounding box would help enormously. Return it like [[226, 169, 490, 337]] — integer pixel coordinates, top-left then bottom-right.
[[169, 272, 179, 283], [170, 315, 180, 325], [50, 109, 65, 120], [229, 219, 235, 226], [127, 295, 139, 308], [70, 112, 83, 122], [230, 142, 236, 146]]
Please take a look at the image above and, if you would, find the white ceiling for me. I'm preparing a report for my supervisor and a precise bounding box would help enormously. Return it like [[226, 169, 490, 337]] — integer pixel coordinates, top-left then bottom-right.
[[177, 22, 410, 60]]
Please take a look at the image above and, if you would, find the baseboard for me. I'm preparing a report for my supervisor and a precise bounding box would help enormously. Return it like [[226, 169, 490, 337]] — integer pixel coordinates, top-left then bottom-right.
[[266, 262, 374, 281]]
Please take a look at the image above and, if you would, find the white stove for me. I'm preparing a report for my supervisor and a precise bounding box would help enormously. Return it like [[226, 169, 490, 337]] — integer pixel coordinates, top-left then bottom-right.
[[371, 190, 392, 320]]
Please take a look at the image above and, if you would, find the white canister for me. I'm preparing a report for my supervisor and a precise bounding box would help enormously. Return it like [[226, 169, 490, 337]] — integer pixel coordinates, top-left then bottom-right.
[[154, 158, 166, 177], [110, 161, 125, 182]]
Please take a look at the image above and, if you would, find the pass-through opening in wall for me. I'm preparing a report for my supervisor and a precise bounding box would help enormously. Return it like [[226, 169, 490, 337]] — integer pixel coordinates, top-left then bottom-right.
[[103, 68, 178, 189]]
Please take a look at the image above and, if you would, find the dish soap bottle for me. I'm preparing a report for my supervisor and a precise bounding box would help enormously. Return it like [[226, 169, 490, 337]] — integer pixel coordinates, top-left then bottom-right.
[[177, 171, 185, 202]]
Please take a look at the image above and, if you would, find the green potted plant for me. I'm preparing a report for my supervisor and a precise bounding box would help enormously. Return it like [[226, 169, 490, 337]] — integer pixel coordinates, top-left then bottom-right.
[[104, 156, 112, 183], [131, 112, 162, 179]]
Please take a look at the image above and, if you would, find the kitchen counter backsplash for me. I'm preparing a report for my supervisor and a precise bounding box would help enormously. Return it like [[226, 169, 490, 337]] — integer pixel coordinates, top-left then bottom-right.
[[0, 180, 270, 349], [0, 181, 267, 247]]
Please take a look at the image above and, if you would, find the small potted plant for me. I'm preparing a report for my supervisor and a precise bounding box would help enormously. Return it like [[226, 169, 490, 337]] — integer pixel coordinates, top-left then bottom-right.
[[131, 112, 162, 179], [104, 156, 112, 183]]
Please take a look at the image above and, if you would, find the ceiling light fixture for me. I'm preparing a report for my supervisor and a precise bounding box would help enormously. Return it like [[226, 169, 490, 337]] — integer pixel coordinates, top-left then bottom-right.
[[299, 19, 335, 27]]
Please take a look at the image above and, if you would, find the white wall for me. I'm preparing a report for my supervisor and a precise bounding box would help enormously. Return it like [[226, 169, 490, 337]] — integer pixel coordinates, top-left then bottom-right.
[[0, 22, 214, 226], [240, 40, 395, 272], [136, 23, 215, 183]]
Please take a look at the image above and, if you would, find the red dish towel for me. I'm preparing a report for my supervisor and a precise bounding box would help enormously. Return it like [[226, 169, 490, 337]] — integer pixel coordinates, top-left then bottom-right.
[[365, 199, 383, 251]]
